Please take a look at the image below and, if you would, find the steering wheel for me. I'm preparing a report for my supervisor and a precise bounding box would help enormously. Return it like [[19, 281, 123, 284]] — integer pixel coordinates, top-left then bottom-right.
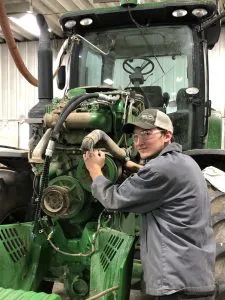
[[122, 58, 155, 76]]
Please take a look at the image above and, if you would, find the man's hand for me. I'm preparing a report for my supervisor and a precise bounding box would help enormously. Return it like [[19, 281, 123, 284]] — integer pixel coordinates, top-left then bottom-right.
[[124, 160, 143, 173], [83, 150, 105, 180]]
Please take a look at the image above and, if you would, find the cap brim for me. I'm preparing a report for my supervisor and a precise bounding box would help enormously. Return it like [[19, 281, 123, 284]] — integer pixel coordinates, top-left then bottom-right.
[[122, 121, 156, 134]]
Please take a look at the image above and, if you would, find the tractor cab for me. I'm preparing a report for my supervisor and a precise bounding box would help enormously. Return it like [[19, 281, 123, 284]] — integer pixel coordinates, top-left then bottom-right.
[[59, 0, 221, 152]]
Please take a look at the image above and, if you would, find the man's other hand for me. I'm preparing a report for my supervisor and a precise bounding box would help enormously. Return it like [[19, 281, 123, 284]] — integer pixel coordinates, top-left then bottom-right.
[[83, 150, 105, 180]]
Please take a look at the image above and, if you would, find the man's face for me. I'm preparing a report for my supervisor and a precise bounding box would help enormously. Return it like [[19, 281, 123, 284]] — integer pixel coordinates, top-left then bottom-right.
[[133, 127, 171, 159]]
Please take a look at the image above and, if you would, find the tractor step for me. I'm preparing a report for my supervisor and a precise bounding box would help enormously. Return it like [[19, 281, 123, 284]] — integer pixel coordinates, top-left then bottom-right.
[[0, 288, 61, 300]]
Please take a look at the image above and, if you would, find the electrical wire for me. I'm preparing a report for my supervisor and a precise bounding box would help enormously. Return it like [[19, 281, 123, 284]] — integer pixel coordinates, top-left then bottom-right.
[[85, 286, 119, 300], [127, 5, 165, 75], [42, 209, 106, 257]]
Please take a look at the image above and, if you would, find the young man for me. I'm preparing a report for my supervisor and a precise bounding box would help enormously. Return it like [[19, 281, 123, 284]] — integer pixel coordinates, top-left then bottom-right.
[[83, 109, 216, 300]]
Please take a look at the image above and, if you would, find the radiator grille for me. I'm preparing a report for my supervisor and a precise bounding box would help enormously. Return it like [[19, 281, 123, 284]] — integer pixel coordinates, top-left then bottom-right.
[[0, 227, 27, 263], [100, 234, 124, 272]]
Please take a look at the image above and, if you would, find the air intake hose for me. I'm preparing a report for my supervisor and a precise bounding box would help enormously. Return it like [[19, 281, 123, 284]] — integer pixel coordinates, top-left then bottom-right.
[[81, 129, 127, 161]]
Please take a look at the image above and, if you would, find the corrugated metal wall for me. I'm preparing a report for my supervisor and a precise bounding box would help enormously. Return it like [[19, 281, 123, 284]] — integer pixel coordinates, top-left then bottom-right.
[[0, 39, 62, 147], [0, 31, 225, 148], [0, 41, 38, 120]]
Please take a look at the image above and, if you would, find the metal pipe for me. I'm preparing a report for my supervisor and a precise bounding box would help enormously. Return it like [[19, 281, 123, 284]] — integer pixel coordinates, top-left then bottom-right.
[[44, 112, 111, 130], [37, 14, 53, 101], [81, 129, 127, 160], [29, 128, 52, 163]]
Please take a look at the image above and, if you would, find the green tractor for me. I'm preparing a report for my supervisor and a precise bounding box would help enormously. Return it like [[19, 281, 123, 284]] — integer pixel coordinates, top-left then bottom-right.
[[0, 0, 225, 299]]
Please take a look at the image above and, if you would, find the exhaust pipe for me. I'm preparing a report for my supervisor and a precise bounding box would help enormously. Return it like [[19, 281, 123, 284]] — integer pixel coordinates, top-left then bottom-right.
[[28, 14, 53, 120], [36, 14, 53, 101]]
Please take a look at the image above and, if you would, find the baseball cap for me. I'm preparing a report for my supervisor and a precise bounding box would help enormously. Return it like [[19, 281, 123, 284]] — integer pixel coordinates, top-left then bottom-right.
[[122, 108, 173, 133]]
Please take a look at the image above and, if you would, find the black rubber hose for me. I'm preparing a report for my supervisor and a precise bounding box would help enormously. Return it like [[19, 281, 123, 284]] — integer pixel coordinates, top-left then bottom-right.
[[51, 92, 99, 141], [25, 175, 40, 221], [32, 155, 51, 234]]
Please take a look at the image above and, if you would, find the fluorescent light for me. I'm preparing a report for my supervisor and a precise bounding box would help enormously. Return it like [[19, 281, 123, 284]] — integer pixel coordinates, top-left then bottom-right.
[[9, 13, 40, 37]]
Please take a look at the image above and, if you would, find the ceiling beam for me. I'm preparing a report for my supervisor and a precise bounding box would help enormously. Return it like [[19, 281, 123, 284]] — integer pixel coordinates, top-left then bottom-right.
[[93, 0, 118, 2], [0, 28, 24, 41], [92, 0, 117, 6], [70, 0, 91, 10], [41, 0, 67, 15], [5, 2, 30, 14], [85, 0, 107, 8], [9, 20, 35, 40], [56, 0, 83, 11], [32, 0, 63, 37]]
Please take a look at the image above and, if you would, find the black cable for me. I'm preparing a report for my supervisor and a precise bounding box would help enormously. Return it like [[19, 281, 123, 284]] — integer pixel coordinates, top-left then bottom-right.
[[127, 5, 165, 75], [32, 156, 51, 234]]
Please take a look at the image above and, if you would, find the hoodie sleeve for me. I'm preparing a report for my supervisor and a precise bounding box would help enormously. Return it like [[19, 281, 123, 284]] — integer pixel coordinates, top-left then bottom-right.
[[91, 165, 167, 213]]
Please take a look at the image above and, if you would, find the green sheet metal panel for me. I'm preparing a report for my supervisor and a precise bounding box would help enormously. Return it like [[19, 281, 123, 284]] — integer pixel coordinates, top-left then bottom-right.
[[206, 110, 222, 149], [0, 223, 51, 291], [90, 227, 135, 300], [0, 288, 61, 300]]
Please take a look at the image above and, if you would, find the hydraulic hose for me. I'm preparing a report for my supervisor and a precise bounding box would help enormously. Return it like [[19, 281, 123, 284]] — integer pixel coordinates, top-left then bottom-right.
[[32, 155, 51, 234], [81, 129, 127, 160]]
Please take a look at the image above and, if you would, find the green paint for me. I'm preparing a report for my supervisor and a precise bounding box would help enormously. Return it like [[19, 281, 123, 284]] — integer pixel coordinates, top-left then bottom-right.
[[67, 88, 86, 99], [0, 223, 51, 291], [89, 111, 112, 131], [120, 0, 138, 7], [76, 155, 119, 192], [206, 110, 222, 149], [90, 228, 135, 299], [0, 288, 61, 300]]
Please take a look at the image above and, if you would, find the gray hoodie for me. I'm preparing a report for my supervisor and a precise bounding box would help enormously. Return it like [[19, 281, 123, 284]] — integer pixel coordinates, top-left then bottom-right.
[[91, 143, 215, 296]]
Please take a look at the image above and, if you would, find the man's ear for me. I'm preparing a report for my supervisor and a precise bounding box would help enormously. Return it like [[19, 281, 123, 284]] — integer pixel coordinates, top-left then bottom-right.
[[164, 131, 173, 143]]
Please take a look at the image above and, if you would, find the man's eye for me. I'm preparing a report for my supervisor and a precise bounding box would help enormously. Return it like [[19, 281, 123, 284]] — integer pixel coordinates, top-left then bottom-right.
[[145, 131, 151, 136]]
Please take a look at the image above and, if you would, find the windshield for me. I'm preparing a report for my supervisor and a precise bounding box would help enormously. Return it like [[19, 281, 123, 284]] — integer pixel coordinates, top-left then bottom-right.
[[78, 26, 194, 150], [78, 26, 194, 113]]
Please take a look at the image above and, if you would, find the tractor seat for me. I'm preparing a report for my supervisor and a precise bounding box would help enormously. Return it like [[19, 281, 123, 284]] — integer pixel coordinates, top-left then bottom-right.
[[130, 86, 168, 110], [176, 88, 189, 110], [141, 86, 164, 108]]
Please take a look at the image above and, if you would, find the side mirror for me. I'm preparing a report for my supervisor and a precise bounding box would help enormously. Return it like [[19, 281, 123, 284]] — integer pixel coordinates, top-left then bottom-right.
[[185, 87, 200, 105], [57, 65, 66, 90], [185, 87, 199, 96]]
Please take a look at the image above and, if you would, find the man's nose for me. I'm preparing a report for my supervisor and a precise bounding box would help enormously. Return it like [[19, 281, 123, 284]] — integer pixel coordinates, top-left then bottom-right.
[[135, 137, 143, 146]]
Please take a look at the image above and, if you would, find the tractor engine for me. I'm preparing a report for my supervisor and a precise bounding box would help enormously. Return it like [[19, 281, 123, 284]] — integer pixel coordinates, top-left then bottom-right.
[[27, 88, 144, 298], [30, 88, 143, 223]]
